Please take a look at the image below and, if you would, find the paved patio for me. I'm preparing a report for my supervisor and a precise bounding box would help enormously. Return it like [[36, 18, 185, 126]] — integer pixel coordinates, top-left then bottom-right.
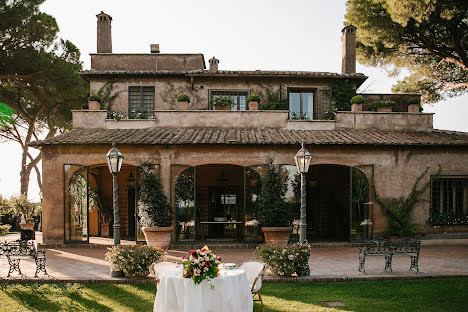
[[1, 232, 467, 281]]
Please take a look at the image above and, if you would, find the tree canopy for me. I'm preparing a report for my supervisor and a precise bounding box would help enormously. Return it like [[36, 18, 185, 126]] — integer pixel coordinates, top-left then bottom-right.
[[345, 0, 468, 103]]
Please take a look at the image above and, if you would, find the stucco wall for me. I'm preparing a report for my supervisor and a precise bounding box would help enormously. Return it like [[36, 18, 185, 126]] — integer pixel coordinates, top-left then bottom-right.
[[90, 54, 205, 71], [335, 112, 433, 130], [41, 143, 468, 244]]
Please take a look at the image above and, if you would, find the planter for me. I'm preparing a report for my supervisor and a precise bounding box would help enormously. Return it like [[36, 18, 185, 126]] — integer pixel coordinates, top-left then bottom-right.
[[408, 104, 420, 113], [100, 223, 111, 237], [351, 103, 362, 112], [178, 101, 189, 110], [142, 226, 174, 250], [377, 106, 392, 113], [88, 101, 101, 110], [20, 222, 35, 230], [248, 101, 259, 111], [261, 226, 292, 246], [213, 104, 231, 111]]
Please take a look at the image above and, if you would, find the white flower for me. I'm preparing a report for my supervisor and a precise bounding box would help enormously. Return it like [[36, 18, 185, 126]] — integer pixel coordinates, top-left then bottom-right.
[[288, 254, 295, 260]]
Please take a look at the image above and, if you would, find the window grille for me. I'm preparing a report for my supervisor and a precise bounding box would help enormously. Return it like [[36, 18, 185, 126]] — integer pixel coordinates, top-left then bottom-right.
[[431, 176, 468, 216], [209, 90, 248, 110], [128, 86, 155, 116]]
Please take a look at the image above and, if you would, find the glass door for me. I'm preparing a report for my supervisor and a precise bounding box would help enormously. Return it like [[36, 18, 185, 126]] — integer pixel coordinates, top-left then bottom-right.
[[135, 164, 160, 242], [172, 165, 195, 241], [349, 165, 374, 242], [64, 164, 89, 243], [244, 165, 265, 241]]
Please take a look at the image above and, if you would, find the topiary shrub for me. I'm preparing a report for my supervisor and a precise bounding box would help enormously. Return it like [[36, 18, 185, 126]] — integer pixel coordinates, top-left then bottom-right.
[[247, 94, 261, 103], [88, 94, 102, 103], [105, 245, 165, 278], [350, 95, 365, 104], [138, 163, 172, 227], [177, 94, 191, 102], [256, 158, 292, 227]]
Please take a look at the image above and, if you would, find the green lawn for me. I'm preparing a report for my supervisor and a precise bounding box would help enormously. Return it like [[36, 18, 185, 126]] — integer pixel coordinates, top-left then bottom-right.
[[0, 278, 466, 311]]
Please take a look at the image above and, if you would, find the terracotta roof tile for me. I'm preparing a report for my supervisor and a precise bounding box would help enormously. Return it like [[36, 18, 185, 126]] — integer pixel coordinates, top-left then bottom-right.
[[29, 128, 468, 147]]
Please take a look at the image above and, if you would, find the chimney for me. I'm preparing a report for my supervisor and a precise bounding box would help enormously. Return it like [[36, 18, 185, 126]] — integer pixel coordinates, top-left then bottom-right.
[[150, 44, 160, 53], [209, 56, 219, 72], [96, 11, 112, 53], [341, 25, 356, 74]]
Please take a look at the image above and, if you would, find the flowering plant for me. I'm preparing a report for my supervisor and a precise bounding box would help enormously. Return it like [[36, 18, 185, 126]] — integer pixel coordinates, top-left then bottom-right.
[[105, 245, 165, 278], [256, 243, 311, 277], [182, 246, 221, 284]]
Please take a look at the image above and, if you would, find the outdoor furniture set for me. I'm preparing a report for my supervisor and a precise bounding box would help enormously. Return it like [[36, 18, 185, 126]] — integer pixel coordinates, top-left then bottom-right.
[[358, 238, 421, 274], [0, 240, 47, 277]]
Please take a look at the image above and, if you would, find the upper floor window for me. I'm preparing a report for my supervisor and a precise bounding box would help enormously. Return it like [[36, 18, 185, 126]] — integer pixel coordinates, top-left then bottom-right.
[[128, 86, 155, 117], [210, 90, 248, 111], [289, 89, 316, 120], [431, 176, 468, 217]]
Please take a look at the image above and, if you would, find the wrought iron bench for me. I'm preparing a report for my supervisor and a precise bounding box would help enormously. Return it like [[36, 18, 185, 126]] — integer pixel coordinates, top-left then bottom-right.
[[0, 240, 47, 277], [358, 238, 420, 274]]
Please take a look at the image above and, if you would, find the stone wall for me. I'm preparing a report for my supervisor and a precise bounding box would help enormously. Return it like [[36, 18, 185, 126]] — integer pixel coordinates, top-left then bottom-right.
[[90, 54, 205, 71]]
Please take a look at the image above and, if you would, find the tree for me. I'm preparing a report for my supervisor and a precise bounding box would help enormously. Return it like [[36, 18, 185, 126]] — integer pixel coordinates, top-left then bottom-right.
[[0, 0, 89, 196], [345, 0, 468, 103]]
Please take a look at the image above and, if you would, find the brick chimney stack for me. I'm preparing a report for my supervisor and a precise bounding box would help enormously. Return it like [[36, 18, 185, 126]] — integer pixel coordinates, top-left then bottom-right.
[[209, 57, 219, 72], [341, 25, 356, 74], [97, 11, 112, 53]]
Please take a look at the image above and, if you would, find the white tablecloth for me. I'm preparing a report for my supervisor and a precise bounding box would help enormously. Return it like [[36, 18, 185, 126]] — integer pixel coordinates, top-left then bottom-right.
[[154, 269, 253, 312]]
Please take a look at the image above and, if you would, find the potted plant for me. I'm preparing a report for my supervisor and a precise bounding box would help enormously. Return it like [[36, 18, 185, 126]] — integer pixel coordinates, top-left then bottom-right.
[[247, 94, 261, 111], [11, 194, 38, 231], [350, 95, 365, 112], [177, 94, 191, 110], [408, 98, 421, 113], [139, 163, 173, 250], [210, 96, 233, 111], [106, 245, 165, 278], [369, 99, 398, 112], [256, 158, 293, 245], [88, 94, 102, 110]]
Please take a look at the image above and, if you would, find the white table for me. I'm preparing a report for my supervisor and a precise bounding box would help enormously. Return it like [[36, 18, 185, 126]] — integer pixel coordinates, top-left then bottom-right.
[[154, 268, 253, 312]]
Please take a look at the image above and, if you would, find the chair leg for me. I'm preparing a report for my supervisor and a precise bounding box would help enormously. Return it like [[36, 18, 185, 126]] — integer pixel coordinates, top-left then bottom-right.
[[258, 291, 265, 312]]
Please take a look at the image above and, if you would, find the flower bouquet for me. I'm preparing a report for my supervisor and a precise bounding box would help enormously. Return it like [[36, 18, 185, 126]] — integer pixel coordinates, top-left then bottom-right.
[[182, 245, 221, 284]]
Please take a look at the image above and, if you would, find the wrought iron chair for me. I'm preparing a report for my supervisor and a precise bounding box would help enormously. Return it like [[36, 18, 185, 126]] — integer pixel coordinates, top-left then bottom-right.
[[149, 261, 177, 293], [240, 261, 266, 312]]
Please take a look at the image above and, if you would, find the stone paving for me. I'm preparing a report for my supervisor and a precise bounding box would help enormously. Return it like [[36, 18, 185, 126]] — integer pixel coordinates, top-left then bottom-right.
[[1, 232, 467, 281]]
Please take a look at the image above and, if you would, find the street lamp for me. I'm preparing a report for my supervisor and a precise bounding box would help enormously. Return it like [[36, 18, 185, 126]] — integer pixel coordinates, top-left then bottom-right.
[[106, 143, 124, 247], [294, 143, 312, 244]]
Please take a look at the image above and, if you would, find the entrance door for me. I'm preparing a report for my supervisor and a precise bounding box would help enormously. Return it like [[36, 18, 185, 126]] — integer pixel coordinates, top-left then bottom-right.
[[64, 164, 89, 243], [350, 165, 374, 241]]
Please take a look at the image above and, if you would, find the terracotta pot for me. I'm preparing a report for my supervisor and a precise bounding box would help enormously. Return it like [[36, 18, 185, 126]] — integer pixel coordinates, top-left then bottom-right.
[[261, 226, 292, 246], [100, 223, 110, 237], [408, 104, 420, 113], [213, 104, 231, 111], [351, 103, 362, 112], [248, 101, 259, 111], [142, 226, 173, 250], [20, 223, 35, 230], [178, 101, 189, 110], [88, 101, 101, 110], [377, 106, 392, 112]]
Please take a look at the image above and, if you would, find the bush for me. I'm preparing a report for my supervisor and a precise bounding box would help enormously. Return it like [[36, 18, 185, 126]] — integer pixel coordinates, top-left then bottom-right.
[[210, 96, 233, 106], [350, 95, 365, 104], [138, 163, 172, 227], [177, 94, 190, 103], [368, 99, 398, 111], [256, 243, 311, 277], [247, 94, 261, 103], [11, 194, 39, 223], [105, 245, 165, 277], [88, 94, 102, 103], [427, 213, 468, 226], [408, 98, 421, 105], [256, 158, 292, 227], [0, 224, 11, 236]]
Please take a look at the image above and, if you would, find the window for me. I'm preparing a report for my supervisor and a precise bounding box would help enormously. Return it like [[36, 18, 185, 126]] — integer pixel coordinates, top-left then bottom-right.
[[210, 90, 248, 111], [431, 176, 468, 216], [128, 86, 155, 117], [289, 89, 315, 120]]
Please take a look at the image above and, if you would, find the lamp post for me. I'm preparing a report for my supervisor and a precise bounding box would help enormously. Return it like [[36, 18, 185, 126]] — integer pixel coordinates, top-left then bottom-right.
[[106, 143, 124, 247], [294, 143, 312, 244]]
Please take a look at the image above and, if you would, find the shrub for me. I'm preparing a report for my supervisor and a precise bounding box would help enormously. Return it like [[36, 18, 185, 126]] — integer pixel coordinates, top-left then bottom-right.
[[256, 158, 292, 227], [177, 94, 191, 103], [256, 243, 311, 277], [427, 212, 468, 226], [408, 98, 421, 105], [350, 95, 365, 104], [11, 194, 39, 223], [210, 96, 233, 106], [368, 99, 398, 111], [247, 94, 261, 103], [0, 224, 11, 236], [138, 163, 172, 227], [88, 94, 102, 103], [105, 245, 165, 277]]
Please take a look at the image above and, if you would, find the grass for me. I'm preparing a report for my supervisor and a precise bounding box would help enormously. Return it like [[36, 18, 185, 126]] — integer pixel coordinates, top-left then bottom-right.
[[0, 278, 466, 311]]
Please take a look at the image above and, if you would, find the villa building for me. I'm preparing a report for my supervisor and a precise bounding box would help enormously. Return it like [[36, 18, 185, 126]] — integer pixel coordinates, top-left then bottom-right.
[[32, 12, 468, 245]]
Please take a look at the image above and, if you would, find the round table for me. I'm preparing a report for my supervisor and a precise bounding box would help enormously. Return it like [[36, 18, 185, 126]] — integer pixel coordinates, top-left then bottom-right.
[[154, 268, 253, 312]]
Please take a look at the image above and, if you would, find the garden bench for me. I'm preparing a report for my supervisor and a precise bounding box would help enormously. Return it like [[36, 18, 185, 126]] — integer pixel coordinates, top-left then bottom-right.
[[358, 238, 420, 274], [0, 240, 47, 277]]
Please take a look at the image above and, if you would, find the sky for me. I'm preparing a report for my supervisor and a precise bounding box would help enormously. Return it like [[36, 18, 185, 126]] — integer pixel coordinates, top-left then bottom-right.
[[0, 0, 467, 202]]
